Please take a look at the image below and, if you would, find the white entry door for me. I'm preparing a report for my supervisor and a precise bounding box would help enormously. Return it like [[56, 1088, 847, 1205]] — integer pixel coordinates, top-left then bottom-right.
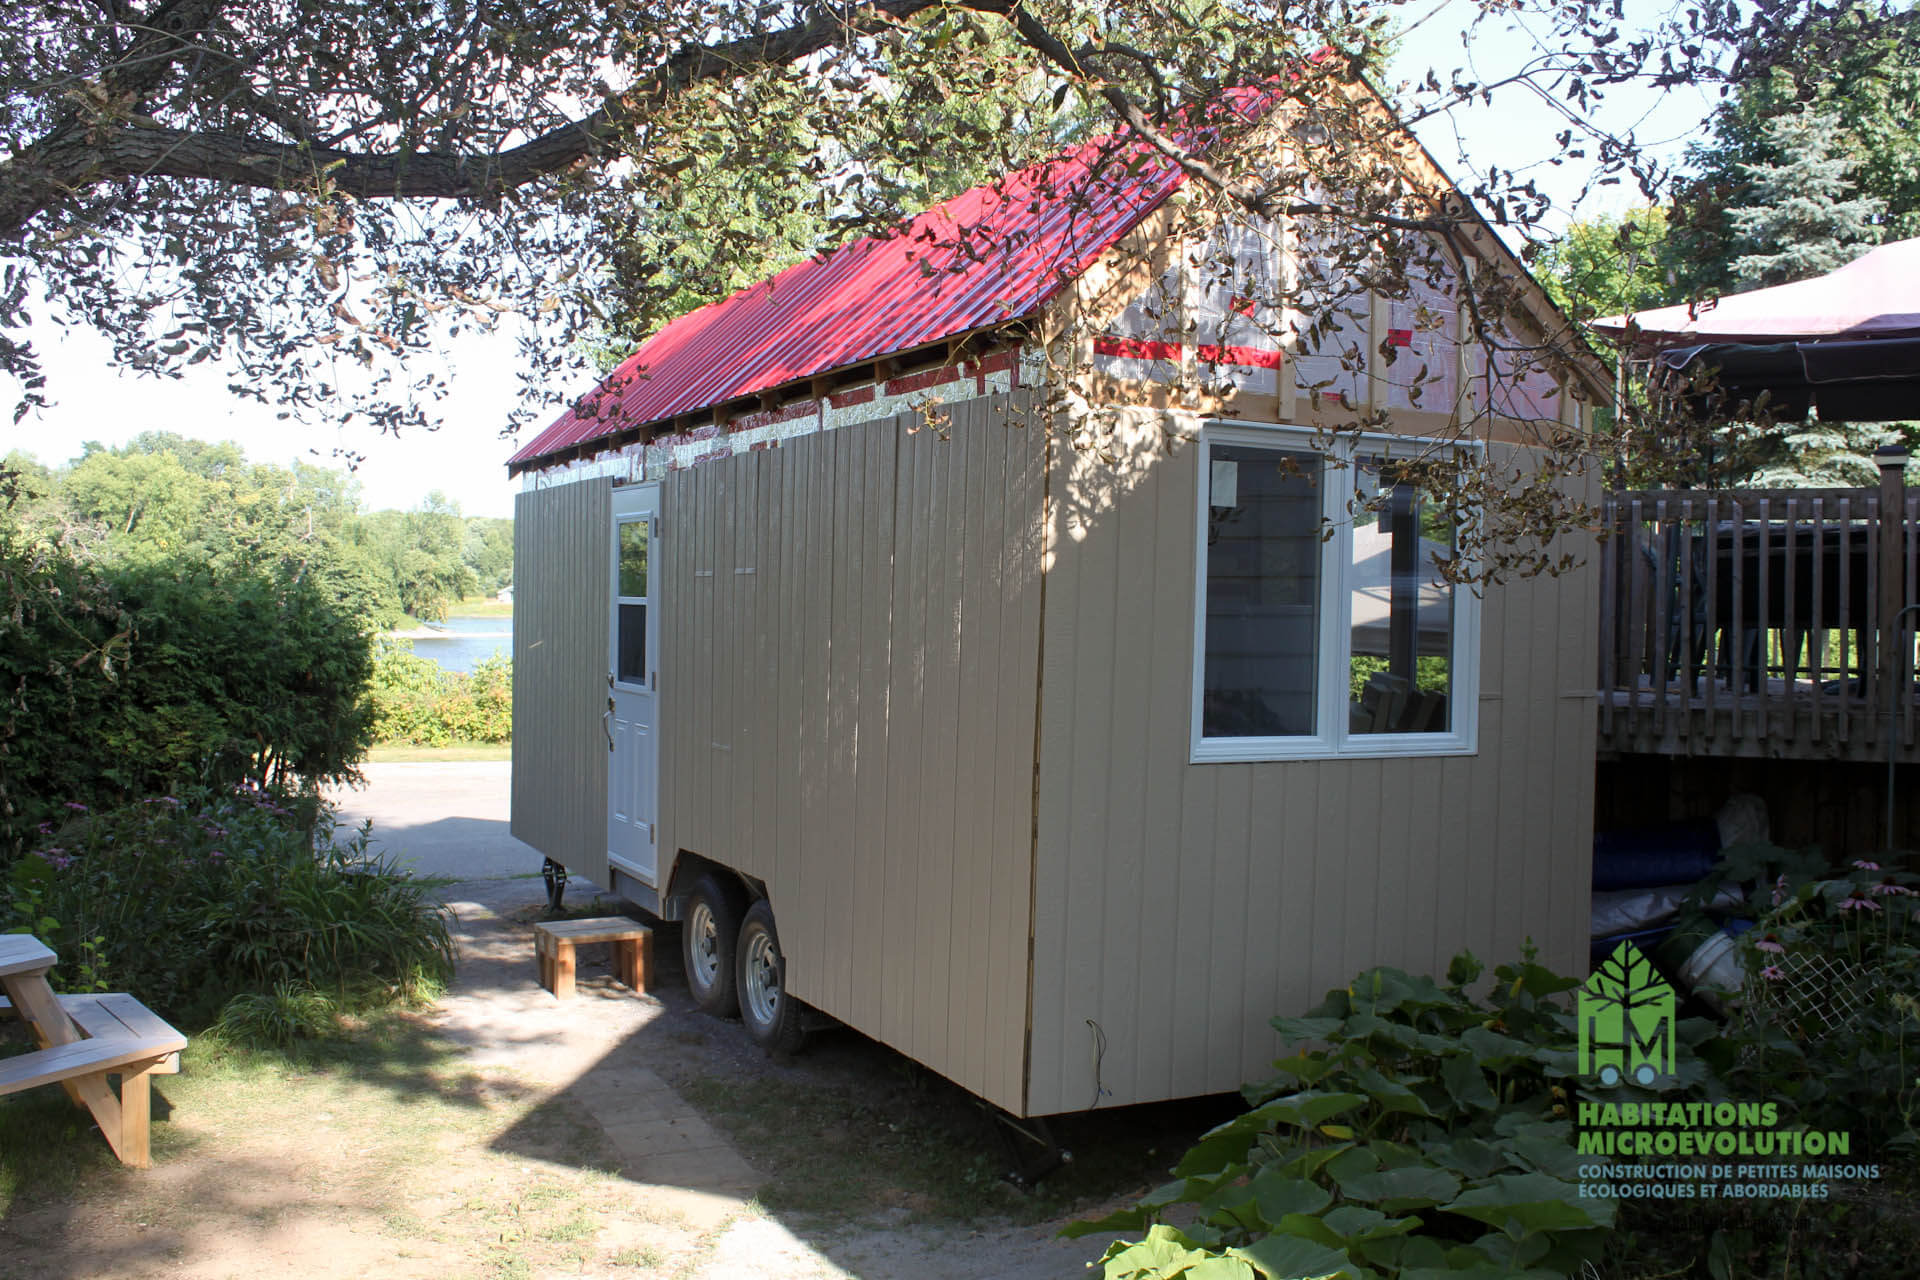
[[608, 482, 660, 884]]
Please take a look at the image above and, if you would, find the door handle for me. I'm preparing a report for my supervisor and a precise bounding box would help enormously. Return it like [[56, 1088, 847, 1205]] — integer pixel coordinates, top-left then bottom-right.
[[604, 695, 615, 752]]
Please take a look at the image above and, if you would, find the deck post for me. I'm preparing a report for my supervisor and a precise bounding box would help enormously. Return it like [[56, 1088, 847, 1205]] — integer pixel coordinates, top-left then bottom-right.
[[1879, 447, 1909, 707]]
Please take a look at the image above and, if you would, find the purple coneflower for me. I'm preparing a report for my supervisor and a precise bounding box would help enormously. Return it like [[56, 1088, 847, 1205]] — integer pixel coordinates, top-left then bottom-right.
[[1772, 874, 1790, 906], [64, 801, 87, 813], [1838, 891, 1882, 913], [1871, 878, 1914, 897], [1760, 965, 1785, 982], [1755, 934, 1785, 954], [1852, 859, 1882, 871]]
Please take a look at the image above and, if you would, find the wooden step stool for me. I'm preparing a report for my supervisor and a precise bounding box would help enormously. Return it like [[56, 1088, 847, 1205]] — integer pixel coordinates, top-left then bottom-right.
[[534, 917, 652, 999]]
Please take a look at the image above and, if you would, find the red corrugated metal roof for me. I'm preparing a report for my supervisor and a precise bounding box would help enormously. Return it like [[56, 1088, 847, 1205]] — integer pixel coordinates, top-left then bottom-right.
[[507, 130, 1196, 471]]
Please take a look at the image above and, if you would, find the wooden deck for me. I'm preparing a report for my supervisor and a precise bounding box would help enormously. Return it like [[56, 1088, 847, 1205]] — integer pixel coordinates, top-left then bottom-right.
[[1597, 479, 1920, 763]]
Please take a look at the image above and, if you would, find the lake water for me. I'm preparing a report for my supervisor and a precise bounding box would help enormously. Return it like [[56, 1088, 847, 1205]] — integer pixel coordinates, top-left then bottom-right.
[[398, 614, 513, 674]]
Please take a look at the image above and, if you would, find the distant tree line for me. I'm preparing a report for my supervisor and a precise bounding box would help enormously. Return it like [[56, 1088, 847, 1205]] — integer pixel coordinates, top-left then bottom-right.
[[4, 431, 512, 627], [1, 432, 513, 856]]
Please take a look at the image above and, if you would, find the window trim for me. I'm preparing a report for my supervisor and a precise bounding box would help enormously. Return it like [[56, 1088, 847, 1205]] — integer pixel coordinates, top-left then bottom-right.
[[1188, 420, 1481, 764], [612, 511, 652, 693]]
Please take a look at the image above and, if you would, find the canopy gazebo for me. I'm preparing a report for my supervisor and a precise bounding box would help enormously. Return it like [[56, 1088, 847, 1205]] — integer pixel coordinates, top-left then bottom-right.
[[1590, 237, 1920, 422]]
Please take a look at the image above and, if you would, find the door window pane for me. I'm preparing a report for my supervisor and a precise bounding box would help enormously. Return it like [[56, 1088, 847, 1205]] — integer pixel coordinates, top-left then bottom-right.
[[1348, 458, 1454, 734], [1202, 444, 1321, 738], [617, 603, 647, 684], [618, 520, 648, 599]]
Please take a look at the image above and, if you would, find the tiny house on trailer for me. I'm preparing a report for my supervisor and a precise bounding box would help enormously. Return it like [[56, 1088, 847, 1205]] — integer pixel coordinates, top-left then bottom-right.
[[507, 102, 1606, 1118]]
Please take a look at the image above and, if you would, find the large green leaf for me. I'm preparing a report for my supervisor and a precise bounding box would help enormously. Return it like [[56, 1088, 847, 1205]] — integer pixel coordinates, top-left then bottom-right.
[[1504, 1131, 1584, 1180], [1176, 1093, 1367, 1177], [1440, 1173, 1615, 1239], [1272, 1142, 1356, 1182], [1269, 1213, 1346, 1249], [1344, 967, 1457, 1018], [1426, 1136, 1507, 1180], [1346, 1065, 1435, 1118], [1342, 1014, 1428, 1051], [1102, 1225, 1257, 1280], [1320, 1206, 1422, 1242], [1228, 1234, 1371, 1280], [1181, 1260, 1260, 1280], [1459, 1025, 1550, 1069], [1270, 1015, 1347, 1042], [1439, 1053, 1499, 1113], [1332, 1164, 1462, 1211], [1322, 1146, 1381, 1184], [1249, 1169, 1334, 1223], [1373, 1237, 1449, 1271]]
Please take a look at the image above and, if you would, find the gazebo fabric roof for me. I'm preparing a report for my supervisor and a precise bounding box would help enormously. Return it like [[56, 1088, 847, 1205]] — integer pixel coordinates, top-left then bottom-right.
[[505, 130, 1202, 472], [1590, 237, 1920, 346]]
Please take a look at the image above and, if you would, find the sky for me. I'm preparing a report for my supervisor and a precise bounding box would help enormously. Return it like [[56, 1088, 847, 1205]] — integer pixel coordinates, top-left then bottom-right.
[[0, 0, 1725, 519]]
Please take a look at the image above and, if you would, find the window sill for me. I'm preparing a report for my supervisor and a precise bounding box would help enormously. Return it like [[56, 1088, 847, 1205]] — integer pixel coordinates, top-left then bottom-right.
[[1189, 732, 1478, 764]]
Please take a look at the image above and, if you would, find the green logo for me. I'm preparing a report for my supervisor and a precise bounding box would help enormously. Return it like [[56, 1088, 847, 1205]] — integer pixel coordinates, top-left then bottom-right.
[[1579, 941, 1676, 1088]]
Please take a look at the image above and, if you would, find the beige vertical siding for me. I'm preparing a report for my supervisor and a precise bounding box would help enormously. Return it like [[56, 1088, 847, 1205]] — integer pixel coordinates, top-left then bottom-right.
[[656, 395, 1045, 1113], [1026, 426, 1597, 1116], [511, 478, 612, 887]]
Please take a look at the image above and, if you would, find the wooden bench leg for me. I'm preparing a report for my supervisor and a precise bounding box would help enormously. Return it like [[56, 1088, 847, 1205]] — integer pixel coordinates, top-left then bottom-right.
[[116, 1065, 153, 1169], [9, 974, 88, 1108], [611, 935, 651, 992], [552, 940, 575, 1000]]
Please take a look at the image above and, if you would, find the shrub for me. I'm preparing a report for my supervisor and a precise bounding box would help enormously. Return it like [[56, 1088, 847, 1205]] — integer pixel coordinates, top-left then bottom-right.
[[1680, 842, 1920, 1155], [4, 786, 452, 1027], [1072, 951, 1618, 1279], [214, 983, 342, 1049], [0, 531, 374, 860], [0, 527, 130, 859], [103, 560, 375, 792], [366, 640, 511, 744]]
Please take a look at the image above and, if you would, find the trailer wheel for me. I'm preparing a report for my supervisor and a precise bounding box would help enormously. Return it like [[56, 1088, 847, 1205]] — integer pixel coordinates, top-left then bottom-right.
[[683, 873, 745, 1017], [735, 899, 805, 1055]]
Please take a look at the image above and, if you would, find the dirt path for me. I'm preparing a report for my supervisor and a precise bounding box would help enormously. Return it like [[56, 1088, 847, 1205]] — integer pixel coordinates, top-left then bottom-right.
[[0, 878, 1120, 1280]]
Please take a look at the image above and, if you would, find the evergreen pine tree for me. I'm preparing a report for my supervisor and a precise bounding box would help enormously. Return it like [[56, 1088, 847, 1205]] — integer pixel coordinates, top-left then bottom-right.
[[1727, 107, 1886, 287]]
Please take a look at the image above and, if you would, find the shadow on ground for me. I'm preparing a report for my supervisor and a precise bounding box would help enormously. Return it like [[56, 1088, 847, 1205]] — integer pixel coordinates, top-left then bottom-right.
[[464, 880, 1241, 1280]]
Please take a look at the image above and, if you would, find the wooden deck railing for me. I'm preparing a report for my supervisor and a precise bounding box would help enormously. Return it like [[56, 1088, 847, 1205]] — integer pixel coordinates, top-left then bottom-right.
[[1597, 475, 1920, 761]]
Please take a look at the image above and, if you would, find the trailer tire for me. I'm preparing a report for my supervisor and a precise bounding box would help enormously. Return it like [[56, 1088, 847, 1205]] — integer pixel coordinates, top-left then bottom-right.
[[683, 873, 745, 1017], [735, 899, 806, 1056]]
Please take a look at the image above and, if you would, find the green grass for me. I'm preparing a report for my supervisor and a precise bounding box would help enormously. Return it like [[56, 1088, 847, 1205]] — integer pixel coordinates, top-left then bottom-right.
[[448, 597, 514, 618], [610, 1245, 662, 1268], [367, 742, 513, 763], [0, 1006, 478, 1217], [0, 1034, 126, 1210], [539, 1210, 598, 1243]]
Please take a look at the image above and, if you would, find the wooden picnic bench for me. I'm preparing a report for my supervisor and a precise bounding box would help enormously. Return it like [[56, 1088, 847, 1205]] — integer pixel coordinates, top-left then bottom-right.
[[0, 934, 186, 1168]]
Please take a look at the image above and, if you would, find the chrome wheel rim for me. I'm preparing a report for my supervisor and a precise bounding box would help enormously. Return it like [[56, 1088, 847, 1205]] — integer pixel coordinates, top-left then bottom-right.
[[742, 928, 780, 1027], [688, 900, 720, 993]]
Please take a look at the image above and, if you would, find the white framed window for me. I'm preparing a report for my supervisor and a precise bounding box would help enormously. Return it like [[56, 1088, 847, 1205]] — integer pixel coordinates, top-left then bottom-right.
[[1190, 421, 1481, 762]]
